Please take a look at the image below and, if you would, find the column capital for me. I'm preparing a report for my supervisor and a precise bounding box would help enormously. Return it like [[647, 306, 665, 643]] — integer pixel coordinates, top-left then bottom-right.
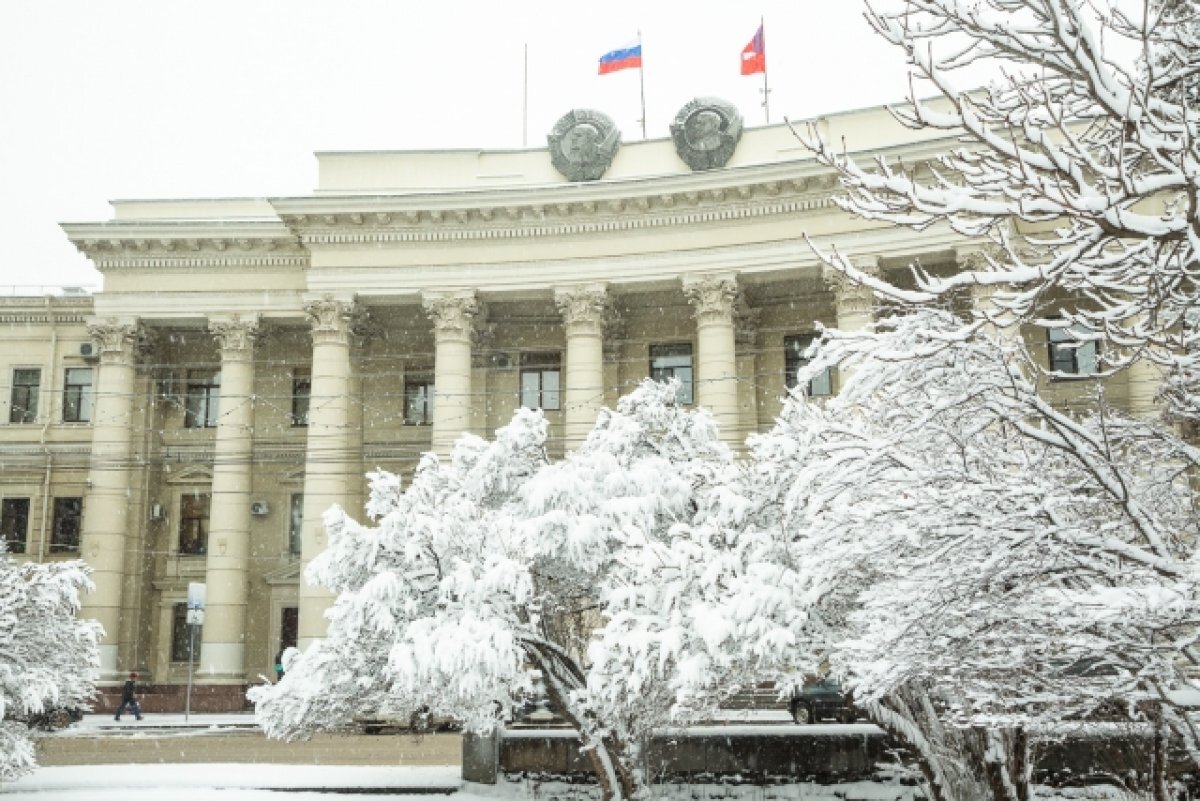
[[683, 274, 739, 327], [554, 284, 612, 328], [423, 291, 480, 342], [824, 259, 879, 319], [209, 315, 261, 361], [86, 318, 151, 365], [303, 295, 359, 346]]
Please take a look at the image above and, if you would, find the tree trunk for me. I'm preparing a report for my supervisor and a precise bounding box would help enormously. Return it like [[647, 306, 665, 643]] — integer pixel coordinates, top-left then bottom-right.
[[1012, 726, 1030, 801], [1153, 703, 1170, 801], [523, 640, 639, 801]]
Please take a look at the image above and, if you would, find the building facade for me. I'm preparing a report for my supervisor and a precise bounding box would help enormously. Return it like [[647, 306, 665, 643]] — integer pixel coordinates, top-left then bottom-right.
[[0, 102, 1160, 710]]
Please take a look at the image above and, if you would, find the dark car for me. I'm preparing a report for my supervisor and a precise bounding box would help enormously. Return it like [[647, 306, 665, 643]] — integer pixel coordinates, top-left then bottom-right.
[[788, 679, 858, 724]]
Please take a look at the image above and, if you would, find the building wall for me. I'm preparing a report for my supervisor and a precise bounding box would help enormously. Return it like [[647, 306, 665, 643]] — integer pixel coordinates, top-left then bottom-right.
[[0, 111, 1161, 708]]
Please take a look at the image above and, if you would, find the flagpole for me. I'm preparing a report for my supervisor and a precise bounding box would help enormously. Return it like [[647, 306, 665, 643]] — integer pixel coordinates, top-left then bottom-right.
[[638, 30, 647, 139], [761, 17, 770, 124], [523, 43, 529, 147]]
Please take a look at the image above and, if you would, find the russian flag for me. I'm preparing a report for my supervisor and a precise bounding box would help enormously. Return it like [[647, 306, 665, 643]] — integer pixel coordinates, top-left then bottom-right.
[[598, 39, 642, 74]]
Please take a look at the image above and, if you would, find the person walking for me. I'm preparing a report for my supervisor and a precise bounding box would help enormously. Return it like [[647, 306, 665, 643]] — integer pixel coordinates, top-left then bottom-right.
[[114, 672, 143, 721]]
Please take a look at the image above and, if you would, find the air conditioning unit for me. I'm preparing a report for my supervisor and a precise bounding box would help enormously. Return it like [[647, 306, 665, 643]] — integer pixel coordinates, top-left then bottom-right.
[[250, 501, 270, 516], [79, 342, 99, 362], [149, 502, 166, 521]]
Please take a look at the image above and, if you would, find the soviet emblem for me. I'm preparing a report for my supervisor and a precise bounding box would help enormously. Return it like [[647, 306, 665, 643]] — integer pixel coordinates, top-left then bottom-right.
[[548, 109, 622, 182], [670, 97, 743, 171]]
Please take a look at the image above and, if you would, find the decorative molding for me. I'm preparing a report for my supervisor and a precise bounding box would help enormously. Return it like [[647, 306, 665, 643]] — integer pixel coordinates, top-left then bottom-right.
[[554, 285, 612, 333], [303, 295, 359, 346], [683, 275, 740, 327], [734, 301, 761, 348], [547, 108, 621, 182], [86, 318, 153, 365], [823, 260, 879, 320], [209, 315, 261, 360], [423, 292, 480, 342], [670, 97, 743, 171]]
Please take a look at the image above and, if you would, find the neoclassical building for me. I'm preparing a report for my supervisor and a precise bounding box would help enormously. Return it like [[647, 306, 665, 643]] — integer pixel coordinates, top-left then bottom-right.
[[0, 101, 1161, 710]]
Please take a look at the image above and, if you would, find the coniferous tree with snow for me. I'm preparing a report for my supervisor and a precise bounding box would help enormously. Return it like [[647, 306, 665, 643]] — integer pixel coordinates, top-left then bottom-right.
[[0, 550, 100, 781], [252, 383, 733, 801]]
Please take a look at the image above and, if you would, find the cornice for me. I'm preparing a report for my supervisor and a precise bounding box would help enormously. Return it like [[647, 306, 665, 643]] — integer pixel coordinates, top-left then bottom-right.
[[62, 221, 306, 270], [0, 297, 94, 325], [275, 162, 847, 246]]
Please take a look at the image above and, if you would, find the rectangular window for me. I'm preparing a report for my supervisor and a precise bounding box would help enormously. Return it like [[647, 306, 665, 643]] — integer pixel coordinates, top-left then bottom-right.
[[171, 603, 202, 663], [519, 352, 562, 411], [178, 493, 211, 556], [62, 368, 94, 423], [1048, 326, 1100, 376], [288, 492, 303, 556], [184, 369, 221, 428], [650, 343, 694, 405], [291, 367, 311, 427], [784, 334, 834, 397], [9, 368, 40, 424], [280, 606, 299, 653], [404, 376, 434, 425], [0, 498, 30, 555], [50, 497, 82, 553]]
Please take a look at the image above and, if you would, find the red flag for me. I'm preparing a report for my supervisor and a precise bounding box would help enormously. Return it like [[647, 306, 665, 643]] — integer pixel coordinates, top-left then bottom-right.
[[741, 24, 765, 75]]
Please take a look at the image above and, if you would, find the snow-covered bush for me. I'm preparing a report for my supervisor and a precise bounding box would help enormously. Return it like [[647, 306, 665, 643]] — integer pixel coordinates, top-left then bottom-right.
[[0, 550, 100, 781]]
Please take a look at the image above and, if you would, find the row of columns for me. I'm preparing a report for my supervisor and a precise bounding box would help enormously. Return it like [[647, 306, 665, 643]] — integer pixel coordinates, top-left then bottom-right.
[[80, 264, 1160, 682]]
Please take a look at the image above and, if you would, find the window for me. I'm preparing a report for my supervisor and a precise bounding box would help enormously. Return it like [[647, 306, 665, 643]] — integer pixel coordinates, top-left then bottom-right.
[[520, 352, 562, 410], [178, 493, 210, 556], [9, 368, 40, 424], [184, 369, 221, 428], [280, 606, 299, 653], [50, 497, 82, 553], [291, 367, 311, 427], [784, 334, 834, 397], [1048, 326, 1100, 376], [404, 376, 434, 425], [0, 498, 30, 554], [650, 343, 694, 404], [171, 603, 202, 663], [62, 367, 93, 423], [288, 493, 303, 556]]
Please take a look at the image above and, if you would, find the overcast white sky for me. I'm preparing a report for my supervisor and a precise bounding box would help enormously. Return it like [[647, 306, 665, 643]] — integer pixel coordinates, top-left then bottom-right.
[[0, 1, 914, 291]]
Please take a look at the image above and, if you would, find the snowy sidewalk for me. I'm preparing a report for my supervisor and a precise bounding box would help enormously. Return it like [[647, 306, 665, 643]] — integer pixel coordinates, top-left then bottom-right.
[[0, 764, 462, 799], [51, 712, 260, 736]]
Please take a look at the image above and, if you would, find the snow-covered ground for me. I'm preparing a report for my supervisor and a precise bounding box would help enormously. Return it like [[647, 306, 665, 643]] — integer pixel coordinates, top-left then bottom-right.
[[0, 765, 1142, 800], [49, 713, 259, 737]]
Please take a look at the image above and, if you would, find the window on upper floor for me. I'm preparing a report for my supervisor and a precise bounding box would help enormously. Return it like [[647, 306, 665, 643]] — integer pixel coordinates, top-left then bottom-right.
[[184, 369, 221, 428], [291, 367, 311, 427], [50, 497, 82, 553], [404, 376, 434, 425], [62, 367, 93, 423], [288, 492, 303, 556], [650, 343, 694, 404], [520, 352, 562, 411], [1047, 325, 1100, 377], [1, 498, 30, 555], [784, 334, 834, 397], [178, 493, 210, 556], [171, 602, 201, 663], [9, 368, 40, 424]]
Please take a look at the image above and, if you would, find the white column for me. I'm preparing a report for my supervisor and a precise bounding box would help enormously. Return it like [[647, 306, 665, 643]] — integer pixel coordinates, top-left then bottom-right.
[[824, 264, 876, 389], [554, 284, 610, 450], [199, 316, 259, 681], [79, 319, 143, 679], [298, 297, 356, 649], [423, 292, 479, 458], [683, 274, 741, 448]]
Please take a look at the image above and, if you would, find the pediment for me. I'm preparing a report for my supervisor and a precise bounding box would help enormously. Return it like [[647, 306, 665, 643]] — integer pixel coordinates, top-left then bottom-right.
[[164, 464, 214, 485], [264, 558, 302, 586]]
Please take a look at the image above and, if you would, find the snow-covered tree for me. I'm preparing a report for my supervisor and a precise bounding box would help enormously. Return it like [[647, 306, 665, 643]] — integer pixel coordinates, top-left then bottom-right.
[[252, 383, 734, 801], [797, 0, 1200, 382], [748, 312, 1200, 800], [0, 551, 100, 781]]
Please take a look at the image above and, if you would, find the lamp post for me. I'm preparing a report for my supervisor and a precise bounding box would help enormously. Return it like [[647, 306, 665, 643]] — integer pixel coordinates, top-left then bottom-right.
[[185, 582, 206, 722]]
